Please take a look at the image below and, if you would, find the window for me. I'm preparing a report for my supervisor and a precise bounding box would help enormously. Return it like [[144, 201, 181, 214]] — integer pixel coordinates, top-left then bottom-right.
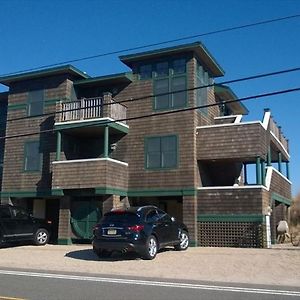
[[139, 64, 152, 80], [28, 90, 44, 116], [24, 141, 41, 171], [196, 63, 211, 115], [153, 58, 187, 110], [145, 135, 178, 169]]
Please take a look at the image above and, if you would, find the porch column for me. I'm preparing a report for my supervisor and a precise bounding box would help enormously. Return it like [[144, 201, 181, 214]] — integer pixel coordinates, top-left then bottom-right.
[[56, 130, 62, 161], [256, 157, 262, 185], [57, 196, 72, 245], [278, 152, 282, 173], [267, 146, 272, 167], [243, 163, 248, 185], [183, 195, 198, 247], [104, 125, 109, 158], [261, 160, 266, 186], [286, 162, 290, 180]]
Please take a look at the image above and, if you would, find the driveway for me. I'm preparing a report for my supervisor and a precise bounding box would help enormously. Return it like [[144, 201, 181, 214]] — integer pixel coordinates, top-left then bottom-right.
[[0, 244, 299, 287]]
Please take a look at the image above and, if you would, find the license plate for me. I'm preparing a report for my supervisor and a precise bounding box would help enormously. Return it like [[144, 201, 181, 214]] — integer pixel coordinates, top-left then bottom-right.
[[107, 229, 117, 235]]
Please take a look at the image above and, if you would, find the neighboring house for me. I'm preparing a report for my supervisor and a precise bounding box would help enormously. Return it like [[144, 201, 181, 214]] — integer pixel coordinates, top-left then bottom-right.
[[0, 42, 291, 247]]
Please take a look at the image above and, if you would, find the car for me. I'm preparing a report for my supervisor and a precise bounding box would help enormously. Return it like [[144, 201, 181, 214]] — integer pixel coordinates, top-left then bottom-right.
[[0, 204, 51, 247], [92, 205, 189, 260]]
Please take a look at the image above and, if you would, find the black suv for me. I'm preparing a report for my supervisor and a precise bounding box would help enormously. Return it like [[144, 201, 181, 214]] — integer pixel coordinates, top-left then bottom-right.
[[0, 204, 51, 247], [92, 206, 189, 260]]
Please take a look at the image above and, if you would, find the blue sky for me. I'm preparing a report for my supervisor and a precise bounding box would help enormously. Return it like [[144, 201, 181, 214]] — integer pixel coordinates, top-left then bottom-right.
[[0, 0, 299, 195]]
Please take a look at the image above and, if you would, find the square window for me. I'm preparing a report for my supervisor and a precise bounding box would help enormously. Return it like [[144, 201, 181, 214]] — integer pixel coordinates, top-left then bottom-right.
[[139, 64, 152, 80], [173, 59, 186, 74], [155, 62, 168, 77]]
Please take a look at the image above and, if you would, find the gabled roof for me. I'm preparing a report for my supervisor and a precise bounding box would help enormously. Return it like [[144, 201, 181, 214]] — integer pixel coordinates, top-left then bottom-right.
[[0, 65, 90, 87], [120, 42, 225, 77], [74, 72, 132, 88], [214, 84, 249, 115]]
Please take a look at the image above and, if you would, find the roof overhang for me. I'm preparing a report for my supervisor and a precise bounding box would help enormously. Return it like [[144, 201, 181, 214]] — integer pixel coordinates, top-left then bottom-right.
[[0, 65, 90, 87], [214, 84, 249, 115], [120, 42, 225, 77], [74, 72, 132, 88]]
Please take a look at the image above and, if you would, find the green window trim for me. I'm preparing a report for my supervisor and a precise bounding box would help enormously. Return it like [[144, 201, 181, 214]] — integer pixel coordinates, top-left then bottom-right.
[[197, 214, 265, 223], [23, 140, 42, 172], [144, 135, 178, 170]]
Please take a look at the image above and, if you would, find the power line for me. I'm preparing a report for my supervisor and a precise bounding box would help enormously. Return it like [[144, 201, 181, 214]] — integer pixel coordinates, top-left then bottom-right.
[[1, 14, 300, 77], [4, 65, 300, 125], [1, 86, 300, 141]]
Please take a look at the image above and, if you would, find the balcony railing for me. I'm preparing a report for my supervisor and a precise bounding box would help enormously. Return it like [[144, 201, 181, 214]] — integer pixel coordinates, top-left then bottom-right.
[[57, 95, 127, 124], [269, 116, 289, 151]]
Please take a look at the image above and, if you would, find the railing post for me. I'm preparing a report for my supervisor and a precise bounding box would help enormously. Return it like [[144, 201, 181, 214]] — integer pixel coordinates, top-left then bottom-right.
[[256, 157, 262, 185], [56, 131, 62, 161], [104, 125, 109, 158], [278, 152, 282, 173], [80, 98, 85, 120]]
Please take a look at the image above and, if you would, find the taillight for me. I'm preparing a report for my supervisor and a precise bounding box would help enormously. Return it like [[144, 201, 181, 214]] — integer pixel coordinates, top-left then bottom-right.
[[128, 225, 144, 233]]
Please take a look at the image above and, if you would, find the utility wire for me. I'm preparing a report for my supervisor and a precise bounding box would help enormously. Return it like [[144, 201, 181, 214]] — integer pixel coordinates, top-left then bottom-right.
[[4, 65, 300, 125], [1, 14, 300, 77], [1, 86, 300, 140]]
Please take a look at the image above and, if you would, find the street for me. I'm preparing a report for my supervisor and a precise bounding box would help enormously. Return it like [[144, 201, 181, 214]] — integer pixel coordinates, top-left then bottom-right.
[[0, 269, 300, 300]]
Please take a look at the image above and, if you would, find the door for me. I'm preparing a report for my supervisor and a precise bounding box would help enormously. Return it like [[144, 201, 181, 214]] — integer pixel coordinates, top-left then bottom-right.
[[157, 209, 178, 244]]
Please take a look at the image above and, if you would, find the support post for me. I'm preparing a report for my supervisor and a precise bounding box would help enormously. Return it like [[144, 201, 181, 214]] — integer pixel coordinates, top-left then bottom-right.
[[278, 152, 282, 173], [104, 125, 109, 158], [286, 162, 290, 180], [243, 163, 248, 185], [267, 146, 272, 166], [261, 160, 266, 186], [56, 131, 61, 161], [256, 157, 262, 185]]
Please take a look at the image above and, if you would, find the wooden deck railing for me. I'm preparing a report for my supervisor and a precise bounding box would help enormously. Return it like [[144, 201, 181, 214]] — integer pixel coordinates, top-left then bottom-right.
[[269, 116, 288, 151]]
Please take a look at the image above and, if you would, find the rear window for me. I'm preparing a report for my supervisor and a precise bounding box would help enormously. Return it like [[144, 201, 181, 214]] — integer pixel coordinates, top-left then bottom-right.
[[101, 212, 140, 225]]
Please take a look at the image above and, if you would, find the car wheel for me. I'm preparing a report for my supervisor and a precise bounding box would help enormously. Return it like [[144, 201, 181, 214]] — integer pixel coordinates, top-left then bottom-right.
[[143, 235, 158, 260], [174, 230, 189, 251], [34, 228, 49, 246]]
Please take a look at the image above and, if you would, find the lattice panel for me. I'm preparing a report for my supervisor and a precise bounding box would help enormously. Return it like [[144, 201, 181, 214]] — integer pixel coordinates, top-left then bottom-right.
[[198, 222, 264, 248]]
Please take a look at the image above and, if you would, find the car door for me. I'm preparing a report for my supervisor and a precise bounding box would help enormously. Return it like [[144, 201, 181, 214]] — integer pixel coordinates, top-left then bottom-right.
[[0, 206, 15, 241], [157, 209, 179, 244], [10, 207, 35, 241], [145, 209, 166, 245]]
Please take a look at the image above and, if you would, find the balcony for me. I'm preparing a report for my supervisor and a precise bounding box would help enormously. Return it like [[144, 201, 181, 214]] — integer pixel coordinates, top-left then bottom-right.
[[55, 94, 127, 125], [197, 110, 289, 161], [52, 158, 128, 191]]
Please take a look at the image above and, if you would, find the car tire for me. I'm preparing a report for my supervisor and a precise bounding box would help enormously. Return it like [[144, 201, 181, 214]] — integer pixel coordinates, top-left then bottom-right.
[[142, 235, 158, 260], [174, 230, 189, 251], [34, 228, 49, 246]]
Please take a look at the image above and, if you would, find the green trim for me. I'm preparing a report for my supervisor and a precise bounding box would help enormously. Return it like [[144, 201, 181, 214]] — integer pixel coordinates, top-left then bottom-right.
[[144, 134, 179, 170], [272, 193, 291, 206], [120, 42, 224, 77], [128, 188, 196, 197], [23, 140, 42, 172], [0, 189, 53, 198], [52, 189, 64, 196], [189, 240, 197, 247], [0, 65, 89, 86], [54, 119, 129, 134], [7, 103, 27, 111], [57, 238, 72, 245], [45, 98, 59, 106], [104, 126, 109, 158], [95, 187, 127, 196], [56, 131, 61, 161], [197, 214, 264, 223], [74, 72, 132, 86]]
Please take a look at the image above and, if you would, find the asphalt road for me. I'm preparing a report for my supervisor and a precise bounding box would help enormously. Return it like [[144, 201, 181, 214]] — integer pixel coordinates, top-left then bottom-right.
[[0, 269, 300, 300]]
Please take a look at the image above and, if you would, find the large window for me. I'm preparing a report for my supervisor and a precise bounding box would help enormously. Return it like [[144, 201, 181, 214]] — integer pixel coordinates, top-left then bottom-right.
[[24, 141, 41, 171], [145, 135, 178, 169], [27, 90, 44, 116], [196, 63, 213, 115]]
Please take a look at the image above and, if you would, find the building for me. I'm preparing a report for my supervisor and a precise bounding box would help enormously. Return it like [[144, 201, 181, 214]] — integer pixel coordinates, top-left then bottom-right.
[[0, 42, 292, 247]]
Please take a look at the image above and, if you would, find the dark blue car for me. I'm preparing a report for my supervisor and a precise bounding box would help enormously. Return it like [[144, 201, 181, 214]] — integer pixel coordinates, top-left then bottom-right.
[[92, 205, 189, 260]]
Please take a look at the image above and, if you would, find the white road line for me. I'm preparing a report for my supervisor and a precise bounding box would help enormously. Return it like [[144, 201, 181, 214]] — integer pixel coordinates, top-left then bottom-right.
[[0, 269, 299, 297]]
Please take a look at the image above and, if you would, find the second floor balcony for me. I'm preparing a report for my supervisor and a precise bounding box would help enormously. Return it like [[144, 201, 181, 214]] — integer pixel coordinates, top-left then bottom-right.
[[55, 93, 127, 125]]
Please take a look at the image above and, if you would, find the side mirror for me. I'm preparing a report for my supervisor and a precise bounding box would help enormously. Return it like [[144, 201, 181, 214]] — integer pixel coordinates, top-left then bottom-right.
[[171, 217, 176, 222]]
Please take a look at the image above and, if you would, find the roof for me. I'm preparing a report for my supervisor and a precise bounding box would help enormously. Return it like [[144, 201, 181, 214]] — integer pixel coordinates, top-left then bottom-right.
[[214, 84, 249, 115], [0, 65, 90, 86], [120, 42, 225, 77], [74, 72, 132, 88]]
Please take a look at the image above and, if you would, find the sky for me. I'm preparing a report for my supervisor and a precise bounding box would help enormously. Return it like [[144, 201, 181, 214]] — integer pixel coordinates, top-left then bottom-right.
[[0, 0, 299, 195]]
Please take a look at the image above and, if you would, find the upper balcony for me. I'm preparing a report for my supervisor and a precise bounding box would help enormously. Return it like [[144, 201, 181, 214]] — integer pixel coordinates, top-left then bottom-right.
[[197, 110, 289, 162], [54, 93, 128, 133]]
